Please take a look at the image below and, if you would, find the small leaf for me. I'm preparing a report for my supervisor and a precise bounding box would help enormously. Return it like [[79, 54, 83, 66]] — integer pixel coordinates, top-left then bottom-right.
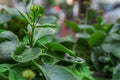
[[78, 25, 96, 32], [74, 63, 95, 80], [33, 28, 55, 45], [9, 68, 25, 80], [39, 16, 57, 24], [76, 32, 90, 38], [65, 20, 80, 32], [40, 64, 78, 80], [17, 9, 32, 25], [12, 47, 42, 62], [0, 64, 12, 73], [96, 16, 103, 24], [46, 42, 75, 56], [0, 14, 11, 24], [88, 31, 105, 46]]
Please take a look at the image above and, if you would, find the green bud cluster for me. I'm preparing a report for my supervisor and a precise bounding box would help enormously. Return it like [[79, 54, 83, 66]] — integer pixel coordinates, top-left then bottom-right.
[[22, 69, 36, 79], [30, 4, 39, 12]]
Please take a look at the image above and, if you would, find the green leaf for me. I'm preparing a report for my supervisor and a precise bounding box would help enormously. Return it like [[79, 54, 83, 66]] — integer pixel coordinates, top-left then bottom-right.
[[88, 31, 105, 46], [102, 34, 120, 58], [39, 16, 57, 24], [102, 42, 120, 59], [17, 9, 32, 25], [57, 35, 75, 43], [0, 31, 20, 60], [9, 68, 25, 80], [76, 32, 90, 38], [0, 64, 12, 73], [113, 64, 120, 80], [0, 41, 19, 59], [96, 16, 103, 24], [109, 24, 120, 34], [78, 25, 96, 33], [0, 14, 11, 24], [33, 28, 55, 45], [74, 38, 90, 59], [64, 20, 80, 32], [36, 23, 57, 28], [37, 36, 49, 46], [74, 63, 95, 80], [23, 0, 30, 7], [12, 47, 42, 62], [110, 33, 120, 40], [88, 10, 96, 20], [40, 64, 78, 80], [46, 42, 75, 56], [0, 31, 20, 42]]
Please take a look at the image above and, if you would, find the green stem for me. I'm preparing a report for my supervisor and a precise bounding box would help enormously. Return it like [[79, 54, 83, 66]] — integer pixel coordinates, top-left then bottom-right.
[[32, 60, 44, 74], [84, 7, 88, 24], [30, 11, 36, 47]]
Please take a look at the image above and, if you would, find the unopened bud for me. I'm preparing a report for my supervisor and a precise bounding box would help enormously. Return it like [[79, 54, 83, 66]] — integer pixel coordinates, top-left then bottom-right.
[[30, 4, 39, 12], [22, 69, 35, 79], [27, 31, 32, 36]]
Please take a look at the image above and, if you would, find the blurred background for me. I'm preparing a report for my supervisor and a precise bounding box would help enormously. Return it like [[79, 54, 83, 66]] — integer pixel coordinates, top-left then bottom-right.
[[0, 0, 120, 36]]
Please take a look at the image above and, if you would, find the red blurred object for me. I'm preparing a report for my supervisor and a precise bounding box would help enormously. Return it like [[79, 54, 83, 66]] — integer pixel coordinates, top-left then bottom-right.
[[54, 6, 60, 12]]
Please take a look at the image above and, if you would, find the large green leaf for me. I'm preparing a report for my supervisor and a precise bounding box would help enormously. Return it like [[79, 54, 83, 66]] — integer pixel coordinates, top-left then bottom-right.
[[112, 64, 120, 80], [0, 31, 20, 60], [0, 14, 11, 24], [12, 47, 42, 62], [46, 42, 75, 56], [0, 41, 18, 59], [102, 42, 120, 58], [102, 34, 120, 58], [0, 31, 20, 41], [40, 64, 78, 80], [9, 68, 25, 80], [0, 64, 12, 73], [64, 20, 80, 32], [39, 16, 57, 24], [33, 28, 55, 45], [88, 31, 105, 46]]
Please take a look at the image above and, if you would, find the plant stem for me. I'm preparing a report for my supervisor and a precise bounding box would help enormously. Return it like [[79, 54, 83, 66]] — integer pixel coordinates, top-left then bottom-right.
[[30, 11, 36, 47], [84, 7, 88, 24], [32, 60, 44, 74]]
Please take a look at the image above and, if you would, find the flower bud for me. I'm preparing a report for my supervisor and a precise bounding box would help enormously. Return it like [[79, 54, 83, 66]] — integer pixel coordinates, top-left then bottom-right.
[[30, 4, 39, 12], [22, 69, 35, 79], [27, 31, 32, 36]]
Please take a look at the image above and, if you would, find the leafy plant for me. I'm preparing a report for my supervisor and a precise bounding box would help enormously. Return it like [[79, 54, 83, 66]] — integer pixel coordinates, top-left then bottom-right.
[[64, 7, 120, 80], [0, 4, 94, 80]]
